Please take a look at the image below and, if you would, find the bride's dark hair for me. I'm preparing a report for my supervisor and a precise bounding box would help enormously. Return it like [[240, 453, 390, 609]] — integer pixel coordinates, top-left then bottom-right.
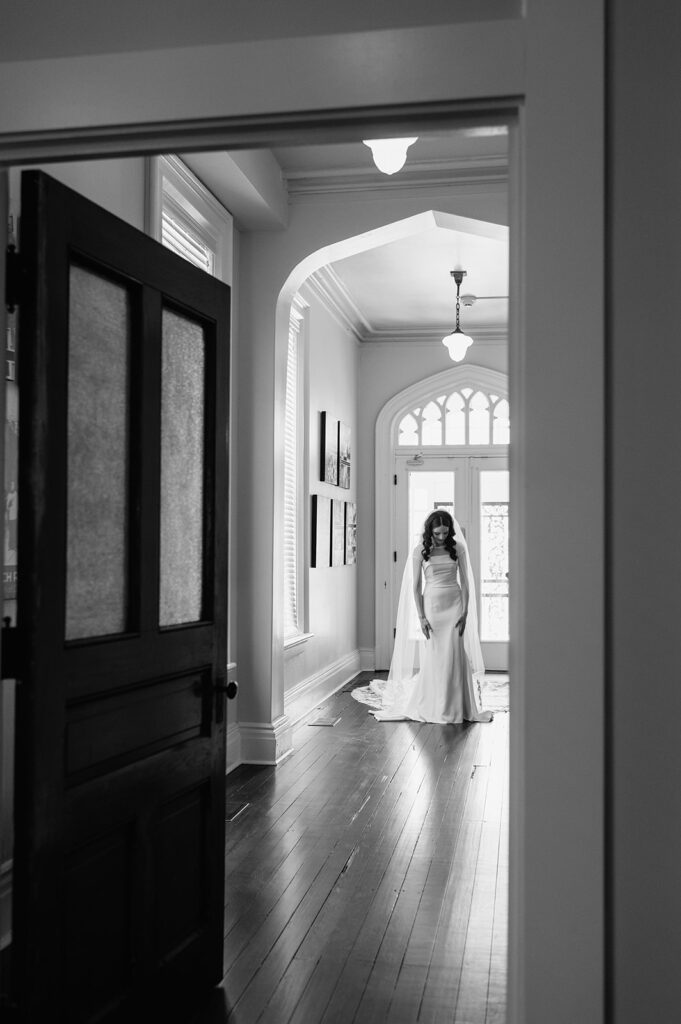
[[421, 509, 457, 561]]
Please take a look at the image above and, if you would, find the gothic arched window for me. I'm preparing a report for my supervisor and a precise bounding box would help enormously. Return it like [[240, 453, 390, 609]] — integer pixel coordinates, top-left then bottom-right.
[[397, 386, 510, 446]]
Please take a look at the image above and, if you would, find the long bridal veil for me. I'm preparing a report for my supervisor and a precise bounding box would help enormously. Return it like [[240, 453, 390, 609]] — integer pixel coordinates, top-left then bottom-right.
[[356, 514, 485, 715]]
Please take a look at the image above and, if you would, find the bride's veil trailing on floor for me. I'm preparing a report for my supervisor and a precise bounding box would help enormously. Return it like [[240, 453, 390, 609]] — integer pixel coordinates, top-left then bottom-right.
[[356, 514, 485, 714]]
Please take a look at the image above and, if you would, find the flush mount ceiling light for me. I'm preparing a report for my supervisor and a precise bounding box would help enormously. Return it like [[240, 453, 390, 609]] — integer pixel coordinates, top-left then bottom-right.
[[442, 270, 475, 362], [362, 137, 418, 175]]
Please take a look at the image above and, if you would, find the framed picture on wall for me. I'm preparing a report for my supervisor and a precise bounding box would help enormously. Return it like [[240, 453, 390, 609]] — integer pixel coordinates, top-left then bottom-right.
[[320, 411, 339, 485], [338, 422, 351, 489], [344, 501, 357, 565], [311, 494, 331, 568], [331, 499, 345, 567]]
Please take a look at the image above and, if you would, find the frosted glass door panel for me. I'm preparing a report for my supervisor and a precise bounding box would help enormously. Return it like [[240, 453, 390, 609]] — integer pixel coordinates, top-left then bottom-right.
[[66, 265, 130, 640], [159, 309, 206, 627]]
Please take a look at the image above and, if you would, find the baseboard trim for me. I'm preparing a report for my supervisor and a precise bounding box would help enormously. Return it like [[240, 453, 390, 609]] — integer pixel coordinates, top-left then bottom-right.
[[285, 649, 361, 726], [359, 647, 376, 671], [226, 721, 242, 775], [239, 715, 293, 765]]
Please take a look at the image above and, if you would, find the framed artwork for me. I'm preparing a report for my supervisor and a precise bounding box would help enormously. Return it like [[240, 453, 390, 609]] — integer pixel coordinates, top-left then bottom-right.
[[320, 411, 338, 485], [311, 494, 331, 568], [331, 499, 345, 567], [344, 501, 357, 565], [338, 422, 351, 489]]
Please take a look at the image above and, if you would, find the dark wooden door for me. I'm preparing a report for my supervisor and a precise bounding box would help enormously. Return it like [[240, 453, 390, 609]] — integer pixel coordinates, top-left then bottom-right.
[[12, 170, 230, 1022]]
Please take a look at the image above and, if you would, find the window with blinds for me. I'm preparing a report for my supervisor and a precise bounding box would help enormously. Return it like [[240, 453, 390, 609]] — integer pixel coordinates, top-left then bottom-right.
[[161, 207, 215, 274], [283, 312, 300, 640]]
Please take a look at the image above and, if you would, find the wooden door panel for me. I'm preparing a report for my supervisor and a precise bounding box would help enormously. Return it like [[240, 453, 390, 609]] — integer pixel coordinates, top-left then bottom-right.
[[13, 170, 230, 1022], [65, 670, 210, 782], [65, 826, 136, 1021]]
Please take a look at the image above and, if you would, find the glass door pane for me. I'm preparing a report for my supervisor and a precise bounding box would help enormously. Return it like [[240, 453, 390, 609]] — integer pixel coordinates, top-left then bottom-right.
[[66, 264, 131, 640], [159, 308, 206, 627], [408, 470, 455, 552], [479, 469, 509, 642]]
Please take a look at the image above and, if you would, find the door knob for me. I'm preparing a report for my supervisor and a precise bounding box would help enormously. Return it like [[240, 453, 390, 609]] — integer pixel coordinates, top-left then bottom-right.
[[214, 677, 238, 724], [215, 678, 238, 700]]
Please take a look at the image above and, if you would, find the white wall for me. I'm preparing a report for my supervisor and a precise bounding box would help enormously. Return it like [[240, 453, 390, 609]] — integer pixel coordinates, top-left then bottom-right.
[[2, 0, 520, 62], [284, 289, 359, 701], [235, 186, 508, 738], [0, 8, 610, 1022], [10, 159, 146, 231], [357, 341, 507, 659], [610, 4, 681, 1021]]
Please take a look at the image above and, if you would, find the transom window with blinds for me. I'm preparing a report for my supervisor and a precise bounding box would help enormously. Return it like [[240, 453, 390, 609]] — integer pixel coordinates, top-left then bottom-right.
[[161, 204, 215, 273], [148, 154, 233, 284], [284, 298, 307, 642]]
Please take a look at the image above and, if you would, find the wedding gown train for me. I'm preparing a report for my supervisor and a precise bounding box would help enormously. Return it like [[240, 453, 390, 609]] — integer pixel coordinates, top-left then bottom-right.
[[353, 553, 492, 725]]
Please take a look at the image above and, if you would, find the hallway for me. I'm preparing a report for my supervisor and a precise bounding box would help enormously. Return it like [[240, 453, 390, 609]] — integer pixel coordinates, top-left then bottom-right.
[[205, 674, 508, 1023]]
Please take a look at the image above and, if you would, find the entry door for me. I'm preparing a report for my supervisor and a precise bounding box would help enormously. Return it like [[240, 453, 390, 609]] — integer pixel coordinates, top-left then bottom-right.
[[395, 454, 509, 669], [12, 171, 230, 1022]]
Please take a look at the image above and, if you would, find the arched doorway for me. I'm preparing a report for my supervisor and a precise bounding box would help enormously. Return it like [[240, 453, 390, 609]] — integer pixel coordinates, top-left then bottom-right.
[[375, 365, 509, 669]]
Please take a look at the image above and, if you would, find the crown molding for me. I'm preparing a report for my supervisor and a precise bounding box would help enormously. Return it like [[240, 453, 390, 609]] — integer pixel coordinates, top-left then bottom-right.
[[285, 155, 508, 198], [303, 264, 369, 340], [303, 264, 507, 346], [358, 325, 508, 345]]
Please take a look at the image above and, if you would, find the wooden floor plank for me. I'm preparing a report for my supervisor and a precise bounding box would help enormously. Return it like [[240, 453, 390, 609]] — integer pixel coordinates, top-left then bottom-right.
[[318, 955, 375, 1024], [226, 841, 356, 1020], [204, 676, 508, 1024], [417, 820, 484, 1022], [454, 820, 502, 1023]]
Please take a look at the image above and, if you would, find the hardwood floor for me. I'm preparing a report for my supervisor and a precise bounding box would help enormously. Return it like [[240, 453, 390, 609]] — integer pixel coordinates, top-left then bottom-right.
[[196, 672, 508, 1024]]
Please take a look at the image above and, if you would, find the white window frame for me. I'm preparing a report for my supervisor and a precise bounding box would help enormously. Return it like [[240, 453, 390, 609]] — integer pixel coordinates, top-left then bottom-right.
[[375, 364, 509, 669], [146, 154, 233, 285], [284, 295, 311, 650]]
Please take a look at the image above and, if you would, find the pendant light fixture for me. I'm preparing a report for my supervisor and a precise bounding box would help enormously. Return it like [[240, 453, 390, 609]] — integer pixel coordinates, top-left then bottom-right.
[[442, 270, 474, 362], [362, 137, 418, 175]]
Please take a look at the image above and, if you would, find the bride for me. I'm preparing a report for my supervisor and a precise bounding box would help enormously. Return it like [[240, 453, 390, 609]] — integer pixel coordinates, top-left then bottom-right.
[[352, 509, 492, 724]]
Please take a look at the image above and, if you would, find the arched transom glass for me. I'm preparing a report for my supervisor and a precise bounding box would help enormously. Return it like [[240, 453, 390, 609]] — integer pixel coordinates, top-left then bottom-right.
[[397, 388, 510, 446]]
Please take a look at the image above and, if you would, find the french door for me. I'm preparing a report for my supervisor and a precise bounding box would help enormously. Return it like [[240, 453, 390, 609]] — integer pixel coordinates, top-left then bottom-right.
[[394, 453, 509, 669], [10, 171, 231, 1022]]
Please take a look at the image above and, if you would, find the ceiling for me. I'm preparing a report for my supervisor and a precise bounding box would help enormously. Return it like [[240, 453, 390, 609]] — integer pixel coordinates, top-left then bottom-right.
[[271, 128, 509, 342]]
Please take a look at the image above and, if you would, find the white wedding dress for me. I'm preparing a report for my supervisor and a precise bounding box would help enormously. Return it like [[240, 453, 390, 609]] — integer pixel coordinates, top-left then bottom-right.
[[353, 550, 492, 725]]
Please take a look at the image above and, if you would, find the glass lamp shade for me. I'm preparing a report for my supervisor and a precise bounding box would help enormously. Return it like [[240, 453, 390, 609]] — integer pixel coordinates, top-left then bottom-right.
[[442, 329, 474, 362], [362, 137, 418, 175]]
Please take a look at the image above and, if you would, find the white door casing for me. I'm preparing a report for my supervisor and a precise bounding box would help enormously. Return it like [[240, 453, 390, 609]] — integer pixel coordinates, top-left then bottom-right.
[[394, 453, 509, 671], [375, 365, 509, 669]]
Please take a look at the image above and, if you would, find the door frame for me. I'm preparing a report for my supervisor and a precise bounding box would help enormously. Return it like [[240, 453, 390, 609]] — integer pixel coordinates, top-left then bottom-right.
[[0, 10, 607, 1020], [391, 451, 509, 671], [469, 454, 509, 669], [375, 365, 509, 669]]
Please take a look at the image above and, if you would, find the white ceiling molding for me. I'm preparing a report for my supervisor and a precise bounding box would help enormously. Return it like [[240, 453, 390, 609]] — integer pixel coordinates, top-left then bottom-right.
[[303, 265, 369, 340], [357, 324, 508, 345], [284, 154, 508, 197], [303, 264, 506, 345]]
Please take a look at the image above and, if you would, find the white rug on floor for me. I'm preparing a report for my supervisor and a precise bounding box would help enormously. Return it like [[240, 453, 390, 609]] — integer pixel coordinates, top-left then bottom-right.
[[480, 674, 510, 712]]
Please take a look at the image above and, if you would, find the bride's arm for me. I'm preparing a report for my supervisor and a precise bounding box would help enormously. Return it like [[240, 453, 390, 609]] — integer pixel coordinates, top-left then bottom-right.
[[456, 552, 469, 636], [411, 547, 431, 638]]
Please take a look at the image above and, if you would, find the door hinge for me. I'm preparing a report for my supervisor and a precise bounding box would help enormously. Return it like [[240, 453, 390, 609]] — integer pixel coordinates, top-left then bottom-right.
[[5, 244, 27, 313], [393, 551, 397, 562], [393, 474, 397, 485]]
